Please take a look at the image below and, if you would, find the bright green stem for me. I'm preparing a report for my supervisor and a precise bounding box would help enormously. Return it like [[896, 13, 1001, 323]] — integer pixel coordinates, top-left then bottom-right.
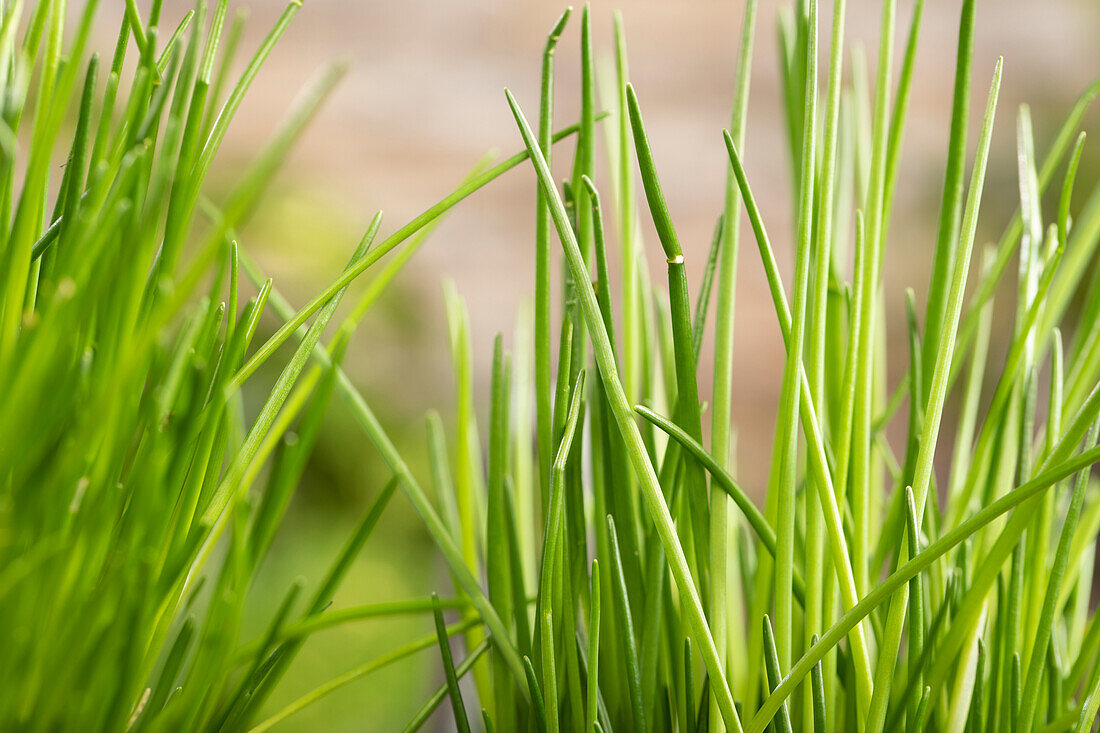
[[772, 0, 816, 670], [534, 8, 570, 507], [506, 88, 744, 733], [711, 1, 758, 720], [923, 0, 975, 391], [747, 441, 1100, 733], [724, 130, 874, 711], [851, 0, 897, 606], [1017, 420, 1100, 730], [865, 58, 1002, 733]]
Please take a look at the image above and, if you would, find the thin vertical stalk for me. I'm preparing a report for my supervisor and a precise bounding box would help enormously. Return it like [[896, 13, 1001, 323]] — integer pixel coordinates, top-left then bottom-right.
[[866, 59, 1003, 733], [711, 2, 757, 723], [773, 0, 817, 672], [923, 0, 976, 389], [725, 132, 874, 711], [852, 0, 896, 607], [507, 89, 744, 733], [534, 8, 570, 508]]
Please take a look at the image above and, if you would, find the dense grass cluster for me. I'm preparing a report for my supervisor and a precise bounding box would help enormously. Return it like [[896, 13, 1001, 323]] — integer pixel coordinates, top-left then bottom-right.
[[4, 0, 1100, 731]]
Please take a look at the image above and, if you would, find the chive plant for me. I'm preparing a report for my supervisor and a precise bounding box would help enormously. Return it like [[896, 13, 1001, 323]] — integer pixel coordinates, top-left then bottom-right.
[[0, 0, 585, 729], [6, 1, 1100, 732], [452, 2, 1100, 732]]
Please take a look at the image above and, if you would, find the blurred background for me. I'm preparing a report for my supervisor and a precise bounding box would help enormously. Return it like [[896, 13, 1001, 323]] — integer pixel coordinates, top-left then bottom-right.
[[102, 0, 1100, 729]]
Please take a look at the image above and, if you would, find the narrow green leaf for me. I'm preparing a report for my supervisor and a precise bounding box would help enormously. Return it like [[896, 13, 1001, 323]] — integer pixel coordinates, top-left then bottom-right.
[[586, 559, 601, 733], [433, 594, 472, 733], [762, 616, 793, 733], [524, 656, 548, 733], [607, 515, 646, 733], [402, 640, 493, 733]]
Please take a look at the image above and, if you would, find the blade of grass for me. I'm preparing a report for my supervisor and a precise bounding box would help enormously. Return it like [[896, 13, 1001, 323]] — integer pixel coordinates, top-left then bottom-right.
[[524, 656, 548, 733], [487, 335, 516, 730], [711, 1, 759, 719], [905, 486, 925, 731], [811, 636, 827, 733], [626, 82, 711, 615], [586, 559, 601, 733], [865, 58, 1002, 733], [724, 129, 874, 712], [804, 0, 847, 718], [541, 611, 559, 733], [1058, 133, 1086, 251], [433, 594, 473, 733], [1071, 662, 1100, 733], [506, 87, 743, 733], [534, 8, 571, 503], [923, 0, 976, 392], [763, 615, 794, 733], [607, 514, 646, 733], [403, 639, 493, 733], [851, 0, 897, 611], [773, 0, 817, 671]]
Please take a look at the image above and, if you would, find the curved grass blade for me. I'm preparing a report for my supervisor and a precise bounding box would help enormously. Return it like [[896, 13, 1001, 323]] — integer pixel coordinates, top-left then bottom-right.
[[626, 83, 711, 614], [1018, 417, 1100, 729], [957, 75, 1100, 353], [234, 477, 399, 723], [524, 656, 548, 733], [634, 405, 806, 604], [233, 596, 474, 661], [536, 370, 584, 638], [1058, 133, 1086, 250]]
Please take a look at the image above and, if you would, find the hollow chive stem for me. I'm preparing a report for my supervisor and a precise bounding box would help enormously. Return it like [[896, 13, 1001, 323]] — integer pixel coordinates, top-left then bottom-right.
[[506, 88, 744, 733]]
